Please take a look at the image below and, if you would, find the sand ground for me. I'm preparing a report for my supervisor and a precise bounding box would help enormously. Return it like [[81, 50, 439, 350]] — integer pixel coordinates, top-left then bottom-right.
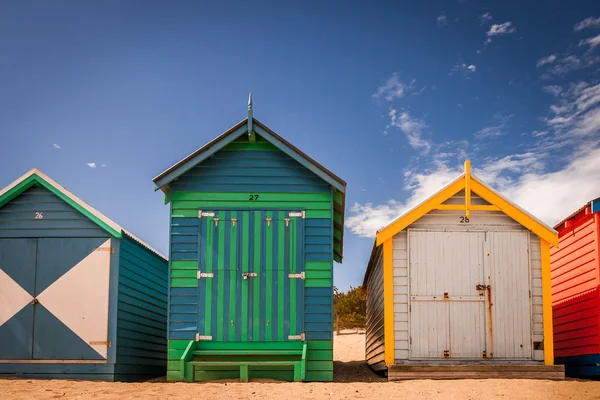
[[2, 332, 600, 399]]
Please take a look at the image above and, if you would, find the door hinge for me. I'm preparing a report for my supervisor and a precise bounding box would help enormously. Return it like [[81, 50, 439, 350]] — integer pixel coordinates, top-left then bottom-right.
[[89, 341, 112, 347], [288, 333, 305, 341], [289, 211, 305, 219], [443, 350, 450, 358], [196, 334, 212, 341], [198, 210, 215, 218], [94, 247, 114, 254], [197, 271, 214, 279], [288, 272, 305, 280], [482, 350, 487, 359]]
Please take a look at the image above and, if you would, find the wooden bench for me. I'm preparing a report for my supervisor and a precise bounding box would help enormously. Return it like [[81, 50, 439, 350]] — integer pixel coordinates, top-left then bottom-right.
[[180, 342, 307, 382]]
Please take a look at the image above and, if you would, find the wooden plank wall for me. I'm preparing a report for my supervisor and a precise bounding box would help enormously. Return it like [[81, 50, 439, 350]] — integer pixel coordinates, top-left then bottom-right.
[[167, 135, 337, 381]]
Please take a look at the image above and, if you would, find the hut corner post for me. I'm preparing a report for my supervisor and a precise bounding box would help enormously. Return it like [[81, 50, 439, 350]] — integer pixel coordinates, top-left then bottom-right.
[[541, 239, 554, 365], [383, 238, 395, 365]]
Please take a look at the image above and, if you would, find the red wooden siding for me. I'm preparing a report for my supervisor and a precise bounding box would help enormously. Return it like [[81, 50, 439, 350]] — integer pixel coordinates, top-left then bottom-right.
[[551, 208, 600, 358]]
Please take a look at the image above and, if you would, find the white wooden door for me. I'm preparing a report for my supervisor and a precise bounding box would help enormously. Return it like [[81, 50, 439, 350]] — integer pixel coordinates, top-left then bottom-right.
[[409, 230, 487, 359], [486, 231, 532, 359]]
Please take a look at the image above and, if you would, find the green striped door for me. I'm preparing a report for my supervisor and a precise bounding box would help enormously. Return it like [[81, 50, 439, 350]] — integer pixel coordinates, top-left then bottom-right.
[[197, 210, 305, 342]]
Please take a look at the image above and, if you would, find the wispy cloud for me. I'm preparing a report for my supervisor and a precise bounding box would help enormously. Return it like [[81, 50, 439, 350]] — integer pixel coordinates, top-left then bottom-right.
[[474, 113, 513, 139], [437, 12, 448, 27], [574, 16, 600, 31], [450, 57, 477, 78], [101, 164, 107, 168], [52, 143, 61, 149], [346, 148, 600, 237], [387, 108, 431, 153], [479, 12, 493, 25], [487, 21, 516, 36], [537, 54, 557, 67], [373, 73, 415, 101], [579, 34, 600, 49], [86, 162, 96, 168]]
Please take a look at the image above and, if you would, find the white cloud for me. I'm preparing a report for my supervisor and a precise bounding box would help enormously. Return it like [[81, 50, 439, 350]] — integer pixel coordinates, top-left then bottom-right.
[[346, 148, 600, 237], [537, 54, 557, 67], [437, 12, 448, 27], [52, 144, 61, 149], [86, 162, 96, 168], [574, 16, 600, 31], [479, 12, 493, 25], [373, 73, 415, 101], [101, 164, 107, 168], [388, 108, 431, 152], [451, 58, 477, 78], [580, 34, 600, 48], [474, 112, 512, 139], [487, 21, 516, 36]]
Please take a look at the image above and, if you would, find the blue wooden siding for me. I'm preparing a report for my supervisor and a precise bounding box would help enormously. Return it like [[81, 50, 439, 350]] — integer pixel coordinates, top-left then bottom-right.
[[115, 235, 168, 379], [170, 150, 331, 193], [168, 145, 334, 341], [0, 186, 109, 238]]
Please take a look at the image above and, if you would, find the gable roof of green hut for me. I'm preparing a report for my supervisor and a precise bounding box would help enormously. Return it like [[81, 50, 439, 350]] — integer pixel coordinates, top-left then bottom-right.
[[152, 115, 346, 262]]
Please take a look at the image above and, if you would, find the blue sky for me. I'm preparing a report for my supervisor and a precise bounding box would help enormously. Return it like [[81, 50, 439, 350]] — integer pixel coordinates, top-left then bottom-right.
[[1, 1, 599, 291]]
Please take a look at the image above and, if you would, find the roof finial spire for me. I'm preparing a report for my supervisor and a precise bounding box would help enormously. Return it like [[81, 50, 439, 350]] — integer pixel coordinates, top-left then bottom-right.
[[247, 92, 253, 136]]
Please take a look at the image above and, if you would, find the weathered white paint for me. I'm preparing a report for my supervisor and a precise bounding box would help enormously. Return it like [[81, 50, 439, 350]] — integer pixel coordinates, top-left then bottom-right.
[[409, 230, 487, 359], [486, 231, 532, 359], [388, 191, 545, 362], [365, 245, 385, 369], [0, 269, 33, 326], [37, 239, 111, 359], [392, 231, 409, 359]]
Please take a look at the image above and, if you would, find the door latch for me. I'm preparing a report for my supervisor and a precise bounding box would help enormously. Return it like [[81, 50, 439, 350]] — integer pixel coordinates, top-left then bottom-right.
[[476, 284, 487, 291]]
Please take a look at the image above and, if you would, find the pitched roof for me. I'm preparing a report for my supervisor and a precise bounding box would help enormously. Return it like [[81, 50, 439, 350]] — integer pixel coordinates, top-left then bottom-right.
[[152, 117, 346, 193], [152, 116, 347, 262], [553, 196, 600, 230], [375, 161, 558, 247], [0, 168, 166, 260]]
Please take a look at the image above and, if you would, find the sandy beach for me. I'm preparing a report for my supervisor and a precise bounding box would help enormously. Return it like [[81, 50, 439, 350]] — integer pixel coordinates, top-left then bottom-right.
[[2, 332, 599, 399]]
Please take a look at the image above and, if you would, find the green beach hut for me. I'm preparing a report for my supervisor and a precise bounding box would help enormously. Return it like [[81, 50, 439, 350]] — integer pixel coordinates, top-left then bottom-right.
[[153, 96, 346, 382]]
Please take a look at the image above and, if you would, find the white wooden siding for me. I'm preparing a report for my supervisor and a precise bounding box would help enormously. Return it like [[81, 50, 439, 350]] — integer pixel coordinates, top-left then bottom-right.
[[390, 190, 545, 362], [365, 246, 385, 368], [392, 231, 409, 360]]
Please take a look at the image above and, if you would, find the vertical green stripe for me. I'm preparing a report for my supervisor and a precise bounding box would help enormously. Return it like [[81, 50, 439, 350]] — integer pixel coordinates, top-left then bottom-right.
[[241, 211, 249, 341], [290, 218, 296, 335], [229, 211, 237, 341], [278, 211, 285, 341], [216, 219, 225, 341], [205, 218, 213, 336], [266, 210, 273, 341], [253, 211, 261, 341]]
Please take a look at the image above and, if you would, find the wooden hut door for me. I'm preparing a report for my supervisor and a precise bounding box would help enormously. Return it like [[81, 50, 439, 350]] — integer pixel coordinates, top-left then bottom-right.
[[0, 238, 111, 361], [409, 230, 487, 359], [197, 210, 305, 342]]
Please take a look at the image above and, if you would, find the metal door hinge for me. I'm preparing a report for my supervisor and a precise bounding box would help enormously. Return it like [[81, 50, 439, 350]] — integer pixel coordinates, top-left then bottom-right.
[[482, 350, 487, 359], [94, 247, 115, 254], [196, 334, 212, 341], [89, 341, 112, 347], [242, 272, 258, 279], [288, 272, 305, 280], [197, 271, 214, 279], [289, 211, 305, 219], [284, 218, 290, 227], [265, 217, 272, 227], [213, 218, 219, 227], [288, 333, 305, 341], [443, 350, 450, 358], [198, 210, 216, 218], [231, 218, 237, 227]]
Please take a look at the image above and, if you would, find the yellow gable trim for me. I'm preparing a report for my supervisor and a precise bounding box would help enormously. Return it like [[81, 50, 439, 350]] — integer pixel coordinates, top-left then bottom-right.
[[469, 179, 558, 247], [376, 177, 464, 246], [375, 160, 558, 247]]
